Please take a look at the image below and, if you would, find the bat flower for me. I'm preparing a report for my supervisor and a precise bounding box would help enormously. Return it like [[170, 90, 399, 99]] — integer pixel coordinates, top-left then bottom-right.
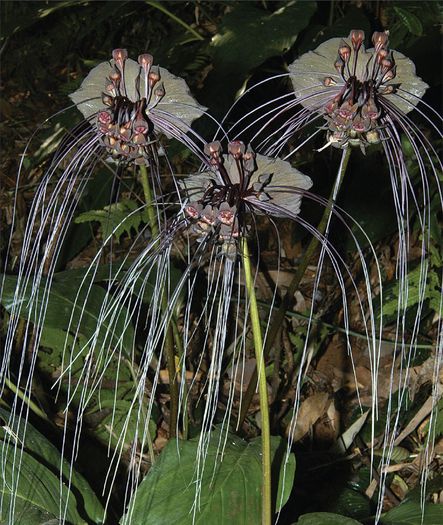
[[70, 48, 207, 164], [182, 140, 313, 256], [288, 29, 428, 151]]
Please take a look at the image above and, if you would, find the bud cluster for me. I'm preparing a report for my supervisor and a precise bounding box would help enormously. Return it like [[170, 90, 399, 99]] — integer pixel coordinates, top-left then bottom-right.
[[184, 141, 272, 255], [322, 30, 397, 150], [97, 49, 165, 164]]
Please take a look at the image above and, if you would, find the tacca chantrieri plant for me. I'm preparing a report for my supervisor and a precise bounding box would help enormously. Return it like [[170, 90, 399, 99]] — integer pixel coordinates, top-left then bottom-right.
[[229, 29, 442, 521], [1, 27, 439, 525], [0, 48, 208, 525]]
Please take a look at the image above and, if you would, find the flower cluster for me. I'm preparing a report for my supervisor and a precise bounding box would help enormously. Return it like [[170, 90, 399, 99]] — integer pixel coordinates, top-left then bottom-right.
[[70, 48, 206, 163], [183, 140, 312, 256], [289, 30, 428, 151]]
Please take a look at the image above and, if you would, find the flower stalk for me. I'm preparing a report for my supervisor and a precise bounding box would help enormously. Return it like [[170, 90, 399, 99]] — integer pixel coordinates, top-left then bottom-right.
[[139, 163, 179, 438], [241, 237, 272, 525]]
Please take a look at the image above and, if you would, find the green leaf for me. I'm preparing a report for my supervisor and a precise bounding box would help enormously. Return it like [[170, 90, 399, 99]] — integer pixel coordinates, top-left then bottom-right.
[[423, 397, 443, 438], [53, 260, 183, 305], [380, 501, 443, 525], [294, 512, 362, 524], [326, 488, 372, 521], [75, 199, 149, 243], [0, 449, 82, 524], [297, 7, 371, 54], [89, 398, 157, 451], [121, 430, 295, 524], [381, 264, 442, 319], [0, 274, 134, 355], [0, 409, 104, 524], [204, 1, 316, 113], [59, 168, 115, 264], [393, 7, 423, 36]]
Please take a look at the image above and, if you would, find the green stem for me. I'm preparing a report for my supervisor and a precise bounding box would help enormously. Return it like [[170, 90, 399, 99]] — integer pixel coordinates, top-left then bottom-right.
[[172, 318, 189, 440], [241, 238, 272, 525], [139, 164, 179, 438], [145, 1, 204, 41], [239, 147, 352, 426], [5, 377, 49, 422], [139, 164, 158, 237]]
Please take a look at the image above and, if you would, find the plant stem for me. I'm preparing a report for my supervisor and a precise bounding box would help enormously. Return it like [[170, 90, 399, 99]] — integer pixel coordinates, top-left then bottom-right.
[[241, 238, 272, 525], [239, 147, 352, 426], [139, 164, 179, 438], [5, 377, 49, 422], [145, 1, 204, 41], [139, 164, 159, 237]]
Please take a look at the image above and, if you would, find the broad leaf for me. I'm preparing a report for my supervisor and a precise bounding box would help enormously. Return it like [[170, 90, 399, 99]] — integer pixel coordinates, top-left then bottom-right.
[[1, 274, 134, 354], [53, 261, 183, 306], [393, 6, 423, 36], [0, 409, 104, 524], [294, 513, 362, 525], [121, 431, 295, 524], [204, 1, 316, 113], [75, 199, 150, 243], [380, 501, 443, 525]]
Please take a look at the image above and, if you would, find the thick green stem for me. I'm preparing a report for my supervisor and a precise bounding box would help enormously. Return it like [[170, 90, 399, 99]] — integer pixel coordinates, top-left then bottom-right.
[[241, 238, 272, 525], [139, 164, 179, 438], [239, 147, 352, 426]]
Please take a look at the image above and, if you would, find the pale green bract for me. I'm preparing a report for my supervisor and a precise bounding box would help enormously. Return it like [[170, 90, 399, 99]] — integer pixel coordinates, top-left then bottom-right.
[[289, 36, 428, 115], [184, 153, 313, 218], [69, 57, 207, 135]]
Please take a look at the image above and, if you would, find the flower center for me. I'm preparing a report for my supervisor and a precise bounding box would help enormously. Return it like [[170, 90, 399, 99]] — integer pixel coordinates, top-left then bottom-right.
[[184, 141, 266, 251], [322, 30, 398, 150], [97, 49, 165, 164]]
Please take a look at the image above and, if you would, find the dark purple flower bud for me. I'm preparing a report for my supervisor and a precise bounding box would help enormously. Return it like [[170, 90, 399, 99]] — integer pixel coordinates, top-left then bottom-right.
[[148, 69, 161, 88], [204, 141, 222, 159], [338, 42, 351, 63], [228, 141, 246, 159], [350, 30, 365, 51], [323, 77, 337, 87], [372, 31, 389, 52], [112, 48, 128, 65], [138, 53, 153, 70], [185, 203, 201, 219]]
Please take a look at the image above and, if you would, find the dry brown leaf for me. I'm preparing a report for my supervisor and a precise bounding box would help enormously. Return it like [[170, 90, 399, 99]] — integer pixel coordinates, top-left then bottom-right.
[[287, 391, 331, 442]]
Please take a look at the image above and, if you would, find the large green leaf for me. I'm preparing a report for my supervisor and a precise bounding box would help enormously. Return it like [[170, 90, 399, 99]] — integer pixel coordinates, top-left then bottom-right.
[[1, 274, 134, 353], [120, 431, 295, 524], [325, 487, 372, 521], [293, 513, 362, 525], [204, 1, 316, 113], [53, 260, 183, 306], [0, 453, 78, 525], [380, 501, 443, 525], [0, 408, 104, 524]]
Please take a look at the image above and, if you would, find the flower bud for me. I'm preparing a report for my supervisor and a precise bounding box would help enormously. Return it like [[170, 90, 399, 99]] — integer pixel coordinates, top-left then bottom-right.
[[228, 141, 245, 159], [204, 141, 222, 158], [338, 43, 351, 63], [138, 53, 153, 70], [323, 76, 337, 87], [350, 30, 365, 51], [112, 49, 128, 66], [148, 69, 161, 88], [372, 31, 389, 52]]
